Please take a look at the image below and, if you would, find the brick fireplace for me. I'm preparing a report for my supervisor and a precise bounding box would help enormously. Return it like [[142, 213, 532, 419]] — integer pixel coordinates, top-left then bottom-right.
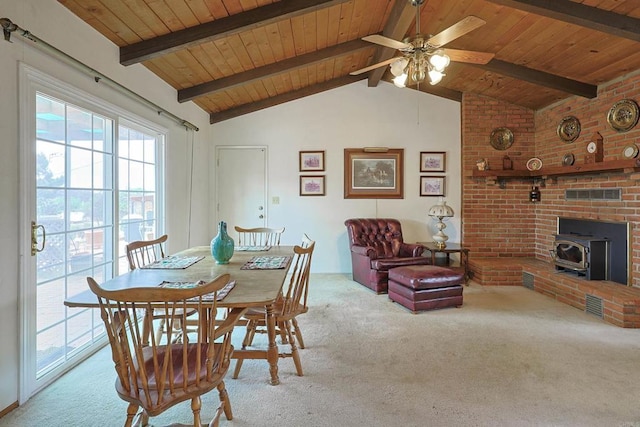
[[460, 71, 640, 327]]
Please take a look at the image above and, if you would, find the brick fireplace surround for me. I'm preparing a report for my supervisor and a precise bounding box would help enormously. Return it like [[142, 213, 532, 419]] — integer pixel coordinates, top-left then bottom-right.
[[461, 70, 640, 328]]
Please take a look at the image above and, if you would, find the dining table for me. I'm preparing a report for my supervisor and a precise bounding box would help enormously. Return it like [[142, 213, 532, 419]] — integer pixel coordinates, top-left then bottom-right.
[[64, 245, 294, 386]]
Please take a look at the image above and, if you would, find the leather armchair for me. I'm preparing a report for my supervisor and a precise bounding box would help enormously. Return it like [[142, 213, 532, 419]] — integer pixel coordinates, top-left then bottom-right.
[[344, 218, 431, 293]]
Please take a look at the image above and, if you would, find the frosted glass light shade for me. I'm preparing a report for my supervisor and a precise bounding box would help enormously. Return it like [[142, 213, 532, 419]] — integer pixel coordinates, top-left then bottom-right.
[[428, 197, 454, 249]]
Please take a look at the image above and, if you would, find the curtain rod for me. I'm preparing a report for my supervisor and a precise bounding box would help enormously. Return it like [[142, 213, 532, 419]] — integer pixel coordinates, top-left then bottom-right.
[[1, 17, 199, 132]]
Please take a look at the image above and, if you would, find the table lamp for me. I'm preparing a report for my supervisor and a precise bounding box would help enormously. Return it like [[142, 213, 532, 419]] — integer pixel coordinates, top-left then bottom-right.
[[428, 197, 454, 249]]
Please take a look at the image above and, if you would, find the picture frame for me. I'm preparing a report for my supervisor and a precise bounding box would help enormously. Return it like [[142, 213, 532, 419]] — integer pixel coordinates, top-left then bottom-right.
[[344, 148, 404, 199], [420, 151, 446, 172], [299, 150, 325, 172], [420, 176, 445, 197], [300, 175, 325, 196]]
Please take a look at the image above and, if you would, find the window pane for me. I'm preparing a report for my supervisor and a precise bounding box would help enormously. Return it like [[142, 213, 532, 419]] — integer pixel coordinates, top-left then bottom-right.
[[69, 147, 92, 189], [144, 163, 155, 191], [36, 95, 65, 143], [67, 105, 92, 149], [36, 140, 65, 188], [93, 115, 105, 152]]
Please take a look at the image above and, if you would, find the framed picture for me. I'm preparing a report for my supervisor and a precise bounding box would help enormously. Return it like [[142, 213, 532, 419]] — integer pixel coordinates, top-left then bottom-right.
[[300, 175, 325, 196], [344, 148, 404, 199], [420, 176, 445, 197], [299, 150, 325, 172], [420, 151, 446, 172]]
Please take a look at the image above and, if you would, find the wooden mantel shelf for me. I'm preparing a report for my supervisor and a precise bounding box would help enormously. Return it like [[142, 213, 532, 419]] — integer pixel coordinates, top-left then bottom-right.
[[471, 158, 640, 179]]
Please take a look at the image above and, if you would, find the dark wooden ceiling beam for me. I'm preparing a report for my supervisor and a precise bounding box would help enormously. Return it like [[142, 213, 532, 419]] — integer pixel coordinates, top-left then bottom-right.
[[486, 0, 640, 42], [179, 39, 371, 102], [472, 59, 598, 98], [209, 75, 366, 124], [120, 0, 353, 65], [367, 0, 416, 87]]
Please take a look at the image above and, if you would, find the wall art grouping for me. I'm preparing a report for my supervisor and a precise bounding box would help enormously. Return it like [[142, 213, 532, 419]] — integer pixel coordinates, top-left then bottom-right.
[[299, 151, 326, 196]]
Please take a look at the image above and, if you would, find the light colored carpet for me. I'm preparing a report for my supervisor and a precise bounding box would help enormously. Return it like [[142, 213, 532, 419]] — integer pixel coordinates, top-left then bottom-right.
[[3, 274, 640, 427]]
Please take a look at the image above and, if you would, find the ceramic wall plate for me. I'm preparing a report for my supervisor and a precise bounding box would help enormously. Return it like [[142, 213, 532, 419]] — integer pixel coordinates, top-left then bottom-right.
[[607, 99, 639, 132], [623, 144, 639, 159], [489, 127, 514, 150], [562, 153, 575, 166], [557, 116, 581, 142], [526, 157, 543, 171]]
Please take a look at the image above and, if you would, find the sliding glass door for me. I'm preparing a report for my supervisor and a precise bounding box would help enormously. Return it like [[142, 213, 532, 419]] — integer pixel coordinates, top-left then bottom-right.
[[20, 65, 165, 400]]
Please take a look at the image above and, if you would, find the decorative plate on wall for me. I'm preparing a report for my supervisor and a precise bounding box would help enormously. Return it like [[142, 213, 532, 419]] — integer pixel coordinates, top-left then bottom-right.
[[557, 116, 581, 142], [623, 144, 639, 159], [489, 127, 514, 150], [562, 153, 575, 166], [607, 99, 639, 132], [526, 157, 543, 171]]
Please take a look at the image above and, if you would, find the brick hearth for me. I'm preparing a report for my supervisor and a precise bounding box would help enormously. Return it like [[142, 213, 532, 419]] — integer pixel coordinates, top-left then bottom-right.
[[470, 258, 640, 328]]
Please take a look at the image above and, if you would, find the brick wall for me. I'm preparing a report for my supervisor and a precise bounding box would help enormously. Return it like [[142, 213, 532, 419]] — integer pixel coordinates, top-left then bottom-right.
[[462, 71, 640, 287]]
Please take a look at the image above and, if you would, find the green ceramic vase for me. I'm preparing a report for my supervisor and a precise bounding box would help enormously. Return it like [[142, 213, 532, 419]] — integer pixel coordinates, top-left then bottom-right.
[[211, 221, 234, 264]]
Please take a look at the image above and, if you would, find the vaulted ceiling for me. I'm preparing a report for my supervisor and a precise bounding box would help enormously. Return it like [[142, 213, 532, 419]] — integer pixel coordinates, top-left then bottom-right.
[[58, 0, 640, 124]]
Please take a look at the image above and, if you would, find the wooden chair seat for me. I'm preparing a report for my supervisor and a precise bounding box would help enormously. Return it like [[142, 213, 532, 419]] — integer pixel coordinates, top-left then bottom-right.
[[233, 235, 315, 379], [88, 274, 246, 427]]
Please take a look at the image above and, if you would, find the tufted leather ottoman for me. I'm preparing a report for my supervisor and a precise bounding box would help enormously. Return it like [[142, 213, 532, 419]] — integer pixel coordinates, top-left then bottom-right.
[[388, 265, 464, 313]]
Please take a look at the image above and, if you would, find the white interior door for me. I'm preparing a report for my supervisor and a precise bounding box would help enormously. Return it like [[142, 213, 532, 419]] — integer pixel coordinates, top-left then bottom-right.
[[216, 147, 267, 233]]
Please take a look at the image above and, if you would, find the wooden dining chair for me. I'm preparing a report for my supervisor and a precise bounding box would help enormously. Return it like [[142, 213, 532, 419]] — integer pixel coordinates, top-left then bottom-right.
[[232, 235, 316, 379], [234, 226, 285, 247], [125, 234, 195, 344], [87, 274, 246, 427], [125, 234, 168, 271]]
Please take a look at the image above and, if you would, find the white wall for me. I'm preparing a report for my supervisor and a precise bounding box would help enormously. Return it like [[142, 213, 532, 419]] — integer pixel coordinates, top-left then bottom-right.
[[211, 80, 462, 273], [0, 0, 211, 410]]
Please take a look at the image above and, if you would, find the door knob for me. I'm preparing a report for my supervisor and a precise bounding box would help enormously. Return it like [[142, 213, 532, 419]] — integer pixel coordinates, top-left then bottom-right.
[[258, 206, 264, 210], [259, 215, 264, 219]]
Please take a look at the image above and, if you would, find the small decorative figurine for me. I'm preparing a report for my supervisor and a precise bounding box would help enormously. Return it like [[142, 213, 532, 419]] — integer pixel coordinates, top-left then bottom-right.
[[476, 158, 488, 171]]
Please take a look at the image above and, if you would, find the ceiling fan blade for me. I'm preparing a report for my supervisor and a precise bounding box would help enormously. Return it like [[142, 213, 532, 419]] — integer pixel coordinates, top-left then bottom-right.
[[362, 34, 411, 50], [427, 16, 486, 48], [349, 57, 403, 75], [443, 48, 494, 64]]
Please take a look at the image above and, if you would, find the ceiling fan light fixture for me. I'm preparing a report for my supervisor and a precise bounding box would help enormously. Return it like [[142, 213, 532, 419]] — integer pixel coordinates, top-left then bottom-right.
[[393, 73, 408, 88], [428, 69, 444, 85], [390, 58, 409, 77], [429, 52, 450, 72]]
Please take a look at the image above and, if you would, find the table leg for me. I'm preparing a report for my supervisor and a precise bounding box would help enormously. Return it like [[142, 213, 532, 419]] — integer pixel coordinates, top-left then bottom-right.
[[462, 250, 470, 285], [265, 303, 280, 385]]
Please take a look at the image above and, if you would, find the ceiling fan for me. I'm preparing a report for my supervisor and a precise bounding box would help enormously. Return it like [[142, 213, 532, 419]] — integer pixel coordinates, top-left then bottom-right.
[[350, 0, 494, 87]]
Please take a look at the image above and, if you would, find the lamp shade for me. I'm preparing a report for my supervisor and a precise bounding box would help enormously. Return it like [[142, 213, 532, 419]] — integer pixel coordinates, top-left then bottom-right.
[[428, 197, 454, 218]]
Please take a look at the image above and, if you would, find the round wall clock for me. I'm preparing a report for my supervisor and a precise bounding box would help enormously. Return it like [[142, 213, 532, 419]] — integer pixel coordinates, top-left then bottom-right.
[[489, 127, 514, 150], [557, 116, 581, 142], [607, 99, 639, 132]]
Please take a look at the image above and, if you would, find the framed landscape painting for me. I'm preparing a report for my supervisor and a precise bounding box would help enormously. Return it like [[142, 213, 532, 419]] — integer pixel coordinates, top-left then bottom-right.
[[299, 150, 325, 172], [344, 148, 404, 199], [420, 152, 446, 172]]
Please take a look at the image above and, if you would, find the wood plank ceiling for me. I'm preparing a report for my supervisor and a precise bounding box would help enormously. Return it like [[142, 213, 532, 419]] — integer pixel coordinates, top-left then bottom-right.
[[57, 0, 640, 124]]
